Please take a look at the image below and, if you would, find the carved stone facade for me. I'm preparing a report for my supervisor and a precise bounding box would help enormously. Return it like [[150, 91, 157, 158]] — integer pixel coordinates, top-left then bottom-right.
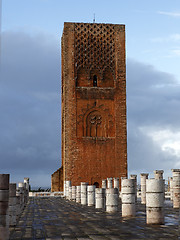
[[51, 22, 127, 191]]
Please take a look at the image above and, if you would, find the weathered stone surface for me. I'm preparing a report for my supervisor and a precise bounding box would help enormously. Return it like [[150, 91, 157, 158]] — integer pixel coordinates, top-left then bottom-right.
[[121, 178, 136, 217], [76, 185, 81, 203], [0, 174, 9, 240], [0, 190, 9, 201], [87, 185, 95, 207], [130, 174, 137, 202], [171, 169, 180, 208], [81, 182, 88, 205], [107, 178, 113, 189], [72, 186, 76, 201], [106, 188, 118, 212], [146, 179, 164, 224], [9, 184, 16, 198], [0, 174, 9, 190], [154, 170, 164, 180], [95, 188, 105, 209], [140, 173, 149, 204], [51, 167, 63, 192], [102, 179, 107, 189]]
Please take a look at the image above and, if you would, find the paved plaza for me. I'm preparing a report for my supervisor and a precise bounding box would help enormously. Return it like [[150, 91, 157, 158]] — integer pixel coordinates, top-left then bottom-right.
[[10, 197, 179, 240]]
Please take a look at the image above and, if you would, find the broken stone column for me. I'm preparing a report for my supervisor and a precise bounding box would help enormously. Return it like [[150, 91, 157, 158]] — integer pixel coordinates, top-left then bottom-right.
[[81, 182, 88, 205], [140, 173, 149, 204], [68, 186, 72, 200], [87, 185, 95, 207], [170, 177, 173, 201], [102, 179, 107, 189], [171, 169, 180, 208], [107, 178, 113, 189], [24, 178, 29, 189], [154, 170, 165, 199], [95, 188, 105, 209], [114, 178, 119, 191], [72, 186, 76, 201], [154, 170, 164, 179], [106, 188, 118, 212], [121, 178, 136, 217], [65, 180, 71, 199], [130, 175, 137, 203], [24, 178, 29, 203], [23, 182, 27, 205], [76, 186, 81, 203], [146, 179, 164, 224], [16, 195, 21, 220], [63, 181, 66, 197], [17, 182, 25, 211], [0, 174, 10, 240], [9, 183, 17, 226]]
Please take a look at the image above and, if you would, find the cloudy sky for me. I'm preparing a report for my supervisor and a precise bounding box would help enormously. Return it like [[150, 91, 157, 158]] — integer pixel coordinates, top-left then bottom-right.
[[0, 0, 180, 187]]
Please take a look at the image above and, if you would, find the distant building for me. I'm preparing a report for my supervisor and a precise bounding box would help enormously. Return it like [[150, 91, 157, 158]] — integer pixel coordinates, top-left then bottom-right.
[[51, 22, 127, 191]]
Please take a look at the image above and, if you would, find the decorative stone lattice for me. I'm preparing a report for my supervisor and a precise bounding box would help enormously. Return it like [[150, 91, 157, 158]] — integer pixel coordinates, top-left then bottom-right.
[[74, 23, 115, 72]]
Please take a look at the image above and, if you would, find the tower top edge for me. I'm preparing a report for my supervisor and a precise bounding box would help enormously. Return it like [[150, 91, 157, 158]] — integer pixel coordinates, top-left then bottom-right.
[[63, 22, 125, 27]]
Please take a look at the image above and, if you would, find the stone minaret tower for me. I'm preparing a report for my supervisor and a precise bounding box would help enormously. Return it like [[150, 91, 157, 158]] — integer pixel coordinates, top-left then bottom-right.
[[51, 22, 127, 191]]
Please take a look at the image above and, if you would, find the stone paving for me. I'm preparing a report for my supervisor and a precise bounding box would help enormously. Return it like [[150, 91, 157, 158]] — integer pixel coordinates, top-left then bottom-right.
[[10, 197, 179, 240]]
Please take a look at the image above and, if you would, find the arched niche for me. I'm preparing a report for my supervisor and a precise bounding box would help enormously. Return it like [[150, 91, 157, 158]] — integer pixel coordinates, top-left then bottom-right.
[[81, 106, 114, 138], [93, 182, 99, 188], [84, 110, 106, 137]]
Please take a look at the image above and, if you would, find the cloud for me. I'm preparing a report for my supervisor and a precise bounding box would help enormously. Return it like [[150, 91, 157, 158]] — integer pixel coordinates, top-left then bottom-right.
[[139, 127, 180, 158], [127, 59, 180, 181], [150, 34, 180, 58], [158, 11, 180, 18], [171, 49, 180, 56], [170, 34, 180, 41], [151, 34, 180, 43], [0, 30, 61, 187]]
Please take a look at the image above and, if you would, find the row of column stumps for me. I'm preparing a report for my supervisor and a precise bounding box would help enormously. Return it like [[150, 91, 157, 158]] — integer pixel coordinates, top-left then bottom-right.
[[64, 168, 180, 225], [64, 177, 135, 220], [0, 174, 30, 240], [140, 169, 180, 209]]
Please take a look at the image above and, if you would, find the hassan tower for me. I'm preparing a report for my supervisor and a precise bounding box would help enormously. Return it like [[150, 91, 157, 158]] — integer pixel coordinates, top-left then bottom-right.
[[51, 22, 127, 191]]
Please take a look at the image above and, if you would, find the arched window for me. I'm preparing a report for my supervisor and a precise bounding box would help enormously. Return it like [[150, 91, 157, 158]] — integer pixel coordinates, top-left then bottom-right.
[[93, 182, 99, 188], [86, 111, 102, 137], [93, 75, 97, 87], [90, 69, 101, 87]]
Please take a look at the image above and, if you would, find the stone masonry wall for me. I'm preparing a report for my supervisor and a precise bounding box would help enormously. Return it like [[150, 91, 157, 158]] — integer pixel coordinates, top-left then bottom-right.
[[51, 167, 63, 191]]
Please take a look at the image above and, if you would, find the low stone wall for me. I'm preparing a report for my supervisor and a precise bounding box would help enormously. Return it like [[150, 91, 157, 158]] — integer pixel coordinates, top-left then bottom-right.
[[29, 191, 63, 197]]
